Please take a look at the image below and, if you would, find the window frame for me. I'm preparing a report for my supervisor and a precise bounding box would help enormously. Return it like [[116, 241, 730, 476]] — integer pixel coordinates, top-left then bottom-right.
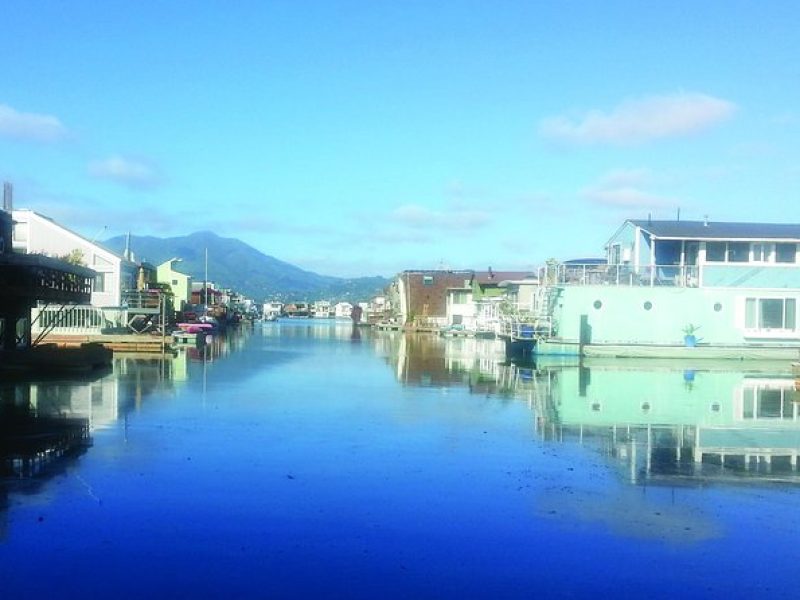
[[743, 296, 798, 337]]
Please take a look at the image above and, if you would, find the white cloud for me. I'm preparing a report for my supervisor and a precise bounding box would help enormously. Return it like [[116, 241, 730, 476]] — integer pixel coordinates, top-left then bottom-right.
[[583, 169, 676, 210], [87, 155, 162, 189], [390, 203, 492, 230], [540, 92, 736, 145], [0, 103, 68, 142], [584, 186, 673, 209]]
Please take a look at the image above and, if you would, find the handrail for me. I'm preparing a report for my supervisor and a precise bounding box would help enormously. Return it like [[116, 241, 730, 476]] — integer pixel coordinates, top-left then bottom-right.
[[538, 263, 700, 288]]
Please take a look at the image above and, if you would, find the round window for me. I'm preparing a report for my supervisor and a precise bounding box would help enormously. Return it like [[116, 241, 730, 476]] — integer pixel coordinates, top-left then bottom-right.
[[643, 301, 652, 311], [593, 300, 602, 310], [713, 302, 722, 312]]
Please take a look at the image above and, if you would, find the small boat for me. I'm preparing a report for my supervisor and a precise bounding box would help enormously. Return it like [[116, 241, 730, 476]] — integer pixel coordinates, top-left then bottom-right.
[[177, 322, 215, 334]]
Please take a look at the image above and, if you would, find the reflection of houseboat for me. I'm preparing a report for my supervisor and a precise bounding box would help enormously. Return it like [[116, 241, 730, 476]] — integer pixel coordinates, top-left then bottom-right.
[[529, 220, 800, 359], [528, 359, 800, 483]]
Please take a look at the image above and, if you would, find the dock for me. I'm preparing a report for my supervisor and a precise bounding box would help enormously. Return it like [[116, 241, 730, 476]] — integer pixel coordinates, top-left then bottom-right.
[[36, 333, 174, 353]]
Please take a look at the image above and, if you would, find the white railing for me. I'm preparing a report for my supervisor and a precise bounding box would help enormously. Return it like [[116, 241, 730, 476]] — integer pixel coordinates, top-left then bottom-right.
[[498, 316, 554, 340], [538, 263, 700, 288], [32, 305, 128, 336]]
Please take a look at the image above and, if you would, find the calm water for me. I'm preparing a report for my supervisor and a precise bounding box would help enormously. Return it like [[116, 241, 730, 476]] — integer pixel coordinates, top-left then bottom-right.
[[2, 321, 800, 598]]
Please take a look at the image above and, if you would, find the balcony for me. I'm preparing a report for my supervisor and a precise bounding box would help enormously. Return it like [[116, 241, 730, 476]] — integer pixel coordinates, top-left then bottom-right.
[[539, 263, 700, 288]]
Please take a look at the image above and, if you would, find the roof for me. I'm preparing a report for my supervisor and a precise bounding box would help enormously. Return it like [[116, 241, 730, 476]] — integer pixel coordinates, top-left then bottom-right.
[[474, 271, 534, 284], [563, 258, 607, 265], [13, 208, 132, 263], [629, 220, 800, 241]]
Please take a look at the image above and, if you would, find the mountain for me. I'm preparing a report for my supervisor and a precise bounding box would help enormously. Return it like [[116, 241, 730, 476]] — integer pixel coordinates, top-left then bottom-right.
[[104, 231, 390, 302]]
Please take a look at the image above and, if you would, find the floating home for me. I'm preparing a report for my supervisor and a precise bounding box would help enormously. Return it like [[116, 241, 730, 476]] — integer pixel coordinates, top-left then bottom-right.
[[531, 219, 800, 359]]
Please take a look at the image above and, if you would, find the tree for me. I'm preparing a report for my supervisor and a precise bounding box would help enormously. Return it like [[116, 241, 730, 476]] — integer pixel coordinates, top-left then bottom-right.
[[59, 248, 86, 266]]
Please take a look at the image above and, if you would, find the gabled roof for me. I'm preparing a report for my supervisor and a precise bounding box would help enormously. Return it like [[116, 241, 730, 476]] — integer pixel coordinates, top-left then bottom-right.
[[629, 220, 800, 241], [13, 208, 133, 264]]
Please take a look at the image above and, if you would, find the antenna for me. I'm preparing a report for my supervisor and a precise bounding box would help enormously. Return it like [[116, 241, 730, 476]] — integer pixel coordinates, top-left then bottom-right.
[[90, 225, 108, 243], [676, 207, 681, 221]]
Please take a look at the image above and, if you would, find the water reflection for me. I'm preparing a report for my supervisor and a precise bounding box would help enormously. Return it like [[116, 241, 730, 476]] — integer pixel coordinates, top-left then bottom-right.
[[533, 359, 800, 484], [393, 334, 507, 390], [2, 323, 800, 595], [386, 333, 800, 485], [0, 329, 251, 504]]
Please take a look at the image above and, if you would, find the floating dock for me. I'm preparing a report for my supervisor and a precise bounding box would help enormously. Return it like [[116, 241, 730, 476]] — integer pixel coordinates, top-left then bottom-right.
[[35, 333, 174, 353]]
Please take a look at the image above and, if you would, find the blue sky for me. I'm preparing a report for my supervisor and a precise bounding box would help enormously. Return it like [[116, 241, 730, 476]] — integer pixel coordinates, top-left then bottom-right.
[[1, 1, 799, 277]]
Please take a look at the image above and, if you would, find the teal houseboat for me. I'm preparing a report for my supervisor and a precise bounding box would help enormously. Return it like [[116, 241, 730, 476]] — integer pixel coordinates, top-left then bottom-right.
[[533, 219, 800, 359]]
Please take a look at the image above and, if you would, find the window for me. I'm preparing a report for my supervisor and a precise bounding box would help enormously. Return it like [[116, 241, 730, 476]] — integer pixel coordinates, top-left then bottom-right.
[[745, 297, 796, 330], [706, 242, 726, 262], [776, 243, 797, 263], [706, 241, 785, 264], [742, 386, 795, 420], [423, 275, 434, 286], [451, 291, 469, 304], [728, 242, 750, 262], [172, 279, 179, 285], [752, 243, 773, 262], [12, 222, 28, 243], [609, 244, 621, 265], [94, 273, 106, 293]]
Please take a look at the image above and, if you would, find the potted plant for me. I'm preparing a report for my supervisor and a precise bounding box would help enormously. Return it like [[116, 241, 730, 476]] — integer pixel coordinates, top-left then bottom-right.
[[682, 323, 700, 347]]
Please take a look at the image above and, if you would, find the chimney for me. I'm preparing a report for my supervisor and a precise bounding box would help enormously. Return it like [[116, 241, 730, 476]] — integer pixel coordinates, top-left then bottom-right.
[[703, 214, 709, 227], [3, 181, 12, 211], [488, 266, 494, 279]]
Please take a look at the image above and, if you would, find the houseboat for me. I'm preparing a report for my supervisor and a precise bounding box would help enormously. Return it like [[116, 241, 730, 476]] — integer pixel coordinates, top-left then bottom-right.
[[334, 302, 353, 320], [263, 301, 283, 321], [312, 300, 332, 318], [527, 219, 800, 360]]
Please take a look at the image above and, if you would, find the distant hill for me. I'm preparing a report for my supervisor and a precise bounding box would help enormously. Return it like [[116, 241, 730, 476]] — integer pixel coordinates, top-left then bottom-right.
[[104, 231, 390, 302]]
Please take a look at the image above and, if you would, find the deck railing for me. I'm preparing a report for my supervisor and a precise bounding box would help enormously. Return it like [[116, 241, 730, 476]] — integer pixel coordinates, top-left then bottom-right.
[[539, 264, 700, 288], [31, 305, 125, 336], [498, 316, 554, 340], [121, 290, 166, 310]]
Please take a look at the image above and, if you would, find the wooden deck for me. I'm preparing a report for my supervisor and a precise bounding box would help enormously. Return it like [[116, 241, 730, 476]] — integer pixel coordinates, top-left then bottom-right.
[[37, 333, 173, 353]]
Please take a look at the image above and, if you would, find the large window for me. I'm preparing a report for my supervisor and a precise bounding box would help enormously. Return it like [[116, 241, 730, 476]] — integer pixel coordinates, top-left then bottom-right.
[[728, 242, 750, 262], [451, 291, 470, 304], [12, 222, 28, 243], [94, 273, 107, 293], [776, 243, 797, 263], [705, 241, 797, 264], [742, 386, 795, 420], [751, 243, 773, 262], [745, 297, 796, 330], [706, 242, 726, 262]]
